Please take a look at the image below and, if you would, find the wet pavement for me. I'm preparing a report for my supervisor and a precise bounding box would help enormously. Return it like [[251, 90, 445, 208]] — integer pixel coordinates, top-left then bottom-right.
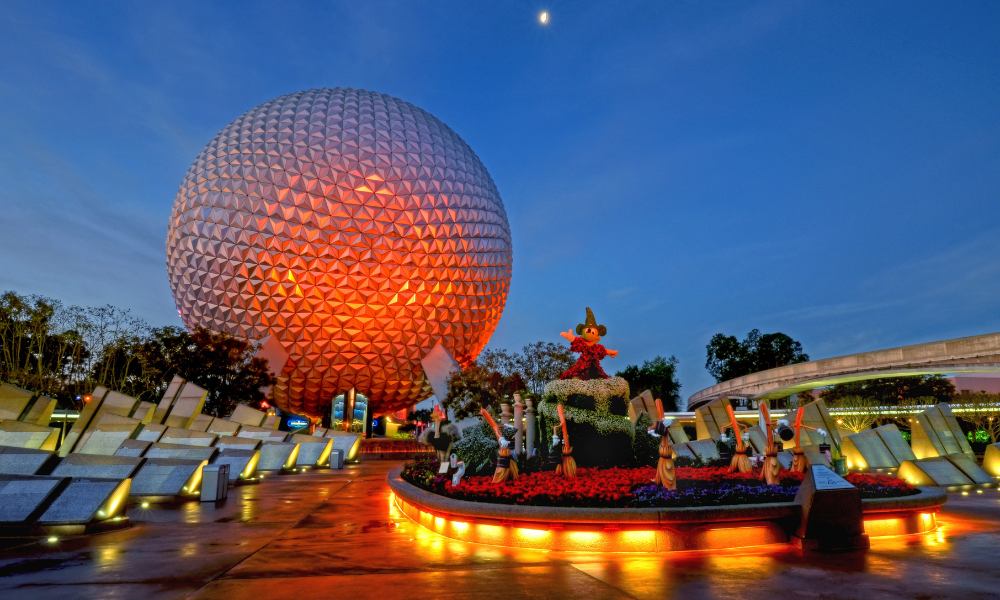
[[0, 461, 999, 599]]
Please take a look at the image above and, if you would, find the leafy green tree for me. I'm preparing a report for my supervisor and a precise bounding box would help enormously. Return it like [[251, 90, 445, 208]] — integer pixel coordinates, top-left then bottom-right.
[[953, 391, 1000, 443], [616, 355, 681, 411], [88, 335, 147, 399], [471, 341, 573, 400], [0, 292, 96, 401], [1, 290, 275, 413], [443, 363, 523, 420], [823, 375, 954, 404], [705, 329, 809, 382], [515, 341, 574, 397], [135, 326, 276, 416], [478, 348, 521, 382]]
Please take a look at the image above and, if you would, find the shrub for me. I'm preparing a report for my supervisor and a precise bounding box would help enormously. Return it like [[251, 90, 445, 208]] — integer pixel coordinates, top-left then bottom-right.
[[632, 414, 659, 467], [453, 421, 499, 475]]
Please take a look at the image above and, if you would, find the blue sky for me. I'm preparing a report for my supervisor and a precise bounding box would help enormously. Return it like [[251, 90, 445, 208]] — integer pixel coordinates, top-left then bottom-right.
[[1, 1, 999, 400]]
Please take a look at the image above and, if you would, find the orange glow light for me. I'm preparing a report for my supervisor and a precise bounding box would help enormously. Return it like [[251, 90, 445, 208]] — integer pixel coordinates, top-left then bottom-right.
[[395, 494, 788, 554], [864, 511, 937, 538]]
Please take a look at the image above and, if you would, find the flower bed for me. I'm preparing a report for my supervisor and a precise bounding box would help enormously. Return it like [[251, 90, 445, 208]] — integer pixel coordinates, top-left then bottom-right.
[[400, 460, 916, 508], [361, 439, 435, 456]]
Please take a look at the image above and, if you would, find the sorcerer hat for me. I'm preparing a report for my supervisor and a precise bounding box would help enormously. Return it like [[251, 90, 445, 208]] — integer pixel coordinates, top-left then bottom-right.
[[575, 306, 607, 336]]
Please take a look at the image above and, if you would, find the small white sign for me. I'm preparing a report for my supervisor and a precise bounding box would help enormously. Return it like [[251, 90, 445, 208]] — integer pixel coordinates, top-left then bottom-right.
[[812, 465, 854, 490]]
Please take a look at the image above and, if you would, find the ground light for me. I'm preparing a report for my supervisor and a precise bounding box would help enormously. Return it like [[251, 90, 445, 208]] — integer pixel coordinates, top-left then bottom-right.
[[390, 478, 944, 554], [396, 494, 940, 552]]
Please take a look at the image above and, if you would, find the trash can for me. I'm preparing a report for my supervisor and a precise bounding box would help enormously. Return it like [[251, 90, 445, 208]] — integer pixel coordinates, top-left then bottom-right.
[[201, 464, 230, 502], [329, 449, 345, 470]]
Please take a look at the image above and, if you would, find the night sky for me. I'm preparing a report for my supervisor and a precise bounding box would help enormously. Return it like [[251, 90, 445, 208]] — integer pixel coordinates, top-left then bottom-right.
[[2, 1, 999, 400]]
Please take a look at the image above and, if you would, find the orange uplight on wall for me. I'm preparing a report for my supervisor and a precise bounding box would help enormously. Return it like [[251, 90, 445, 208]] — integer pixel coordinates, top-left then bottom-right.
[[864, 511, 938, 538], [393, 494, 787, 554], [166, 88, 513, 417]]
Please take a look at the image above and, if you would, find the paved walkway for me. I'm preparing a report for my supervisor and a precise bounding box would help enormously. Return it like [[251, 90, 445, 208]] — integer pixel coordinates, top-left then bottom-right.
[[1, 461, 999, 599]]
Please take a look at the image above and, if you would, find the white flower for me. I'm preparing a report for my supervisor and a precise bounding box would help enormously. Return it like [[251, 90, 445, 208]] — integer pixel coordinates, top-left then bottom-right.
[[499, 437, 509, 448], [551, 435, 561, 445], [719, 433, 729, 443], [777, 419, 789, 427], [817, 428, 828, 438], [543, 376, 630, 405]]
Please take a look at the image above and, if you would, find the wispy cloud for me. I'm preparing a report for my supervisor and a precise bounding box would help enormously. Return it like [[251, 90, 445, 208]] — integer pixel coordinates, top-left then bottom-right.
[[866, 229, 1000, 304], [607, 286, 636, 299]]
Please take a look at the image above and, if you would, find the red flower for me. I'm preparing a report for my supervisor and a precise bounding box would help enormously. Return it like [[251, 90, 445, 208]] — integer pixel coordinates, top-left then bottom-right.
[[411, 463, 915, 507]]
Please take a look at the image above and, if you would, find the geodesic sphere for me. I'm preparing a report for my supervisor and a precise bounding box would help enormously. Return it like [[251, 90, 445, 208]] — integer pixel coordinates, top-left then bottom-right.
[[166, 88, 512, 416]]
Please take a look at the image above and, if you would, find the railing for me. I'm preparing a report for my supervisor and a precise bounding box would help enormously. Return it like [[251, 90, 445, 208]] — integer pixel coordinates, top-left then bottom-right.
[[664, 402, 1000, 424]]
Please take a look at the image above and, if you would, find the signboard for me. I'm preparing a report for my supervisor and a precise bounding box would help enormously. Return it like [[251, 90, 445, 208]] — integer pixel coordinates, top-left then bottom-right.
[[285, 417, 309, 430], [811, 465, 854, 490]]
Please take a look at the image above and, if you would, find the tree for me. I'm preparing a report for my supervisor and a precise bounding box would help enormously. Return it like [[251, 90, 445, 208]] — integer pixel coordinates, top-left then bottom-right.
[[89, 334, 147, 401], [136, 326, 276, 416], [616, 355, 681, 411], [443, 364, 507, 420], [823, 376, 955, 404], [84, 304, 148, 394], [0, 292, 97, 401], [827, 395, 881, 433], [0, 289, 276, 414], [953, 391, 1000, 443], [516, 341, 574, 397], [407, 408, 432, 426], [0, 292, 57, 392], [478, 348, 521, 382], [705, 329, 809, 382], [889, 396, 938, 428]]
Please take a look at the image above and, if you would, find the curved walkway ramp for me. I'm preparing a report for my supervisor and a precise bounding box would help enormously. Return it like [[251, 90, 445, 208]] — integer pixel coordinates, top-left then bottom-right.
[[688, 332, 1000, 410]]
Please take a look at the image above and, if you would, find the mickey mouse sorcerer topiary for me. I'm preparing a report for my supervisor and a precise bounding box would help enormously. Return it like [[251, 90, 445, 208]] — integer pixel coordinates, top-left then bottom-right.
[[539, 307, 632, 468]]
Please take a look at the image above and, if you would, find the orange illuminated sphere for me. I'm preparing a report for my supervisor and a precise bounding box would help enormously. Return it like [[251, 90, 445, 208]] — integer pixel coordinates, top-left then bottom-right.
[[166, 88, 512, 415]]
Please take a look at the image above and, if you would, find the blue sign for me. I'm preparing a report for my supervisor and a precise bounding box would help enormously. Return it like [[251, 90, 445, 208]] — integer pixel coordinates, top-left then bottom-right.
[[286, 417, 309, 429]]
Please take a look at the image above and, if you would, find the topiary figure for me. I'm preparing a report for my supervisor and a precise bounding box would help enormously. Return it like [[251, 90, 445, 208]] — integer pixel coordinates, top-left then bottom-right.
[[538, 307, 633, 467]]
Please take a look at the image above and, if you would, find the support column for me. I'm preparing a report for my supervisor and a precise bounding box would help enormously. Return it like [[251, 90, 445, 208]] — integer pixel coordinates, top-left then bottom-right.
[[513, 394, 524, 456], [525, 397, 536, 458], [343, 387, 356, 432], [500, 402, 512, 426]]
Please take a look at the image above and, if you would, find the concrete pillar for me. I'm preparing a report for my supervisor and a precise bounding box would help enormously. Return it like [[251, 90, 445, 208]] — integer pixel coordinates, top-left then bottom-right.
[[525, 397, 536, 457], [500, 402, 512, 426], [513, 394, 524, 456]]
